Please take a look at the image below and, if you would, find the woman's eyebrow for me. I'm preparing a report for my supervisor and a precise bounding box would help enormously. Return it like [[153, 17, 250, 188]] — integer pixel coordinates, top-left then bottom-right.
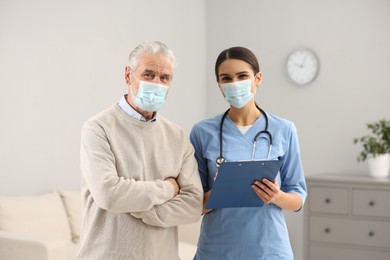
[[219, 71, 250, 77], [236, 71, 250, 75]]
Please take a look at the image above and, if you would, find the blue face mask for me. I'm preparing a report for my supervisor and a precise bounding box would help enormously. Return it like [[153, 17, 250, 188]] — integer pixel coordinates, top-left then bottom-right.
[[131, 80, 169, 111], [221, 79, 253, 109]]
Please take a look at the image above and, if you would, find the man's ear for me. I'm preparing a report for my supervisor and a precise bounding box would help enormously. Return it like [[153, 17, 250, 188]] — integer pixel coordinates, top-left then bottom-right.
[[125, 66, 131, 85]]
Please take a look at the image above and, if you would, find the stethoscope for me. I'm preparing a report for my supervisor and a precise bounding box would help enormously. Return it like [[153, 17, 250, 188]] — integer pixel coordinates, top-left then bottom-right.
[[215, 104, 273, 168]]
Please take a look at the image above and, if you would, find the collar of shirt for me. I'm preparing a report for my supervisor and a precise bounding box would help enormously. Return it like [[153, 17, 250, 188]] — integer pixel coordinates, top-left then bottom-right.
[[118, 95, 157, 122]]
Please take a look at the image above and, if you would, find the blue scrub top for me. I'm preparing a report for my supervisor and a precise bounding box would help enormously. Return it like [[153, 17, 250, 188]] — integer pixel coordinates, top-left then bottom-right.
[[189, 112, 307, 260]]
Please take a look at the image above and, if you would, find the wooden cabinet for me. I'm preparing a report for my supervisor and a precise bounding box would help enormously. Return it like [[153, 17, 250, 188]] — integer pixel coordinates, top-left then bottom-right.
[[304, 175, 390, 260]]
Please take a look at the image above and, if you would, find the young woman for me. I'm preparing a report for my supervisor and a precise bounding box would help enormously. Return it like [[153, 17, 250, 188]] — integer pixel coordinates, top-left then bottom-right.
[[190, 46, 307, 260]]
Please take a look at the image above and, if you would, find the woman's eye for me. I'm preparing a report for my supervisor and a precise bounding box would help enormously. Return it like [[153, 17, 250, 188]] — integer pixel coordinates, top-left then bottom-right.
[[239, 74, 249, 79], [220, 76, 231, 82]]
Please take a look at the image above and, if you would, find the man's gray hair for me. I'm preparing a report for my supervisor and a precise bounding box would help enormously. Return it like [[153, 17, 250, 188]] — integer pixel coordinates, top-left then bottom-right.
[[128, 41, 176, 73]]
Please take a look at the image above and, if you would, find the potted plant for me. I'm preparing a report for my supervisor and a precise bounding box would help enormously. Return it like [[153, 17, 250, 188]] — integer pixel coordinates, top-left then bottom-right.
[[353, 119, 390, 177]]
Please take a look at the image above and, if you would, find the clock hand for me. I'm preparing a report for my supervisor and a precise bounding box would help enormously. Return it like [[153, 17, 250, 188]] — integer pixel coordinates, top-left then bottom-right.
[[300, 54, 307, 67]]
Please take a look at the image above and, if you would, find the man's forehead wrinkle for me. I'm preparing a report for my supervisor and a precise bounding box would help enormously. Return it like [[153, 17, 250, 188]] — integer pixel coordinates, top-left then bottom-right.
[[144, 62, 171, 70], [139, 64, 172, 75]]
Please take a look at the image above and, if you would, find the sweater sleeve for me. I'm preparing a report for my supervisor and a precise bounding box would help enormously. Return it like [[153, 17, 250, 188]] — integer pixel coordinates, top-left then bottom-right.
[[130, 140, 203, 227], [80, 125, 174, 213]]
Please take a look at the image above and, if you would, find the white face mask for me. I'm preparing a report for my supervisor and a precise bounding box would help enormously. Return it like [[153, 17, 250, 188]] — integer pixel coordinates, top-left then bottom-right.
[[130, 81, 169, 111], [220, 79, 253, 109]]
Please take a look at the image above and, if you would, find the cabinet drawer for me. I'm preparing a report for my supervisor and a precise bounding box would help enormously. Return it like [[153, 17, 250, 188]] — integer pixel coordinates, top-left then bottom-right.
[[352, 189, 390, 217], [309, 216, 390, 248], [309, 187, 349, 214], [309, 245, 390, 260]]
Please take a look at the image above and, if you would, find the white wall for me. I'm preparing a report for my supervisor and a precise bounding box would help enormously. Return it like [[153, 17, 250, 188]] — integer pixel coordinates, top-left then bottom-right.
[[0, 0, 206, 195], [1, 0, 390, 257], [205, 0, 390, 258], [206, 0, 390, 175]]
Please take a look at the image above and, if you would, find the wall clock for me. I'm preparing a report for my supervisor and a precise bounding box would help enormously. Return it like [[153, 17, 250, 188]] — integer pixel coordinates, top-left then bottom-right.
[[286, 48, 319, 85]]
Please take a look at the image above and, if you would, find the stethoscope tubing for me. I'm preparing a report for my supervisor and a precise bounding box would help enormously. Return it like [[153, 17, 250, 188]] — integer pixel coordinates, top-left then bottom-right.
[[216, 104, 273, 168]]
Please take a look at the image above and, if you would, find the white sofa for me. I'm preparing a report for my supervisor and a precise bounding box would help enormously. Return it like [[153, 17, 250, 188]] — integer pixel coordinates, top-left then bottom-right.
[[0, 191, 197, 260]]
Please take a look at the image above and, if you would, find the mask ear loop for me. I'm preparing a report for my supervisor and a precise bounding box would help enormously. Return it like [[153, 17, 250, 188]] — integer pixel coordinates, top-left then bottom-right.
[[128, 74, 139, 99], [129, 84, 137, 99]]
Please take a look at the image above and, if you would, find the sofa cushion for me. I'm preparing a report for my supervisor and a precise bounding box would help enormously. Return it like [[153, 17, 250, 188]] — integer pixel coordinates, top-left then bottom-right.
[[0, 191, 72, 242], [58, 190, 81, 243], [66, 241, 80, 260]]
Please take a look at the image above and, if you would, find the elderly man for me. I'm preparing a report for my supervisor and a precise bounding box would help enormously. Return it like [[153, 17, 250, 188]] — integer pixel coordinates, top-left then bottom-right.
[[77, 41, 203, 260]]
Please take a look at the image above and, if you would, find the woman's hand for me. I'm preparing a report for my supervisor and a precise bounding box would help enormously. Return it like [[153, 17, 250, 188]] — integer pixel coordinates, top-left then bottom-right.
[[251, 178, 303, 211], [202, 190, 213, 215], [251, 178, 281, 204]]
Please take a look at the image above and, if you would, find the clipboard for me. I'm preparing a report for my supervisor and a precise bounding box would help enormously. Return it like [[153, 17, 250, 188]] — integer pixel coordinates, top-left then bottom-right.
[[206, 160, 282, 209]]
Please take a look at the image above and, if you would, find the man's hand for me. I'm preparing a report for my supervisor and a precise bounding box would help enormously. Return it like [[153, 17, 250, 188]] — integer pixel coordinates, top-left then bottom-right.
[[165, 177, 180, 197]]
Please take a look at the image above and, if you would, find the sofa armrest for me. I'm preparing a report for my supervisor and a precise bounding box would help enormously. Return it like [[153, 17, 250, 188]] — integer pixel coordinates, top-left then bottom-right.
[[0, 231, 67, 260]]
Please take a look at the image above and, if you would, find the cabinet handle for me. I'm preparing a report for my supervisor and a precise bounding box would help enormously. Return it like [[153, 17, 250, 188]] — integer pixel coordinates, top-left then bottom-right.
[[368, 231, 375, 237], [324, 227, 331, 233], [369, 201, 375, 207], [325, 198, 331, 204]]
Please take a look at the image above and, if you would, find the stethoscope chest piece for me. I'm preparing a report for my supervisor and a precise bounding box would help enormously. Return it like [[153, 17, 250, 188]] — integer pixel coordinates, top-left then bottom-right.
[[215, 156, 226, 168]]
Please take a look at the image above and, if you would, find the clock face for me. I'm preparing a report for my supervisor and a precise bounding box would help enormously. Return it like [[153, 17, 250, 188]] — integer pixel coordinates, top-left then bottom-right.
[[286, 48, 319, 85]]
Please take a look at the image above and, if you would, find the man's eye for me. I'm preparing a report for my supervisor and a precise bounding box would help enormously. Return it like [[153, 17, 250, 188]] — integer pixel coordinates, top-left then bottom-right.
[[160, 75, 170, 83], [143, 73, 155, 80]]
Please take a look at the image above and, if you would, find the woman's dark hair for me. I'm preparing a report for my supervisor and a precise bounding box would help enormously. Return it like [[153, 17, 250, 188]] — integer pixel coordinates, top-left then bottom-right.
[[215, 46, 260, 81]]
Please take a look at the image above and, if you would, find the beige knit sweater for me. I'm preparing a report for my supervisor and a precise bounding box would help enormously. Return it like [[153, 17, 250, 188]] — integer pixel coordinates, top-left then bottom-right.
[[76, 104, 203, 260]]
